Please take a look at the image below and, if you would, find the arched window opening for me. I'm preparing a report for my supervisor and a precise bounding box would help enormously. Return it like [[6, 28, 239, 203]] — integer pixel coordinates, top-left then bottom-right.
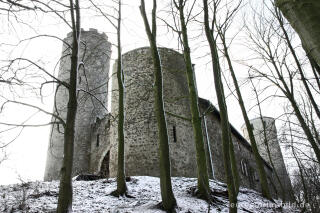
[[100, 151, 110, 177], [106, 119, 111, 129], [237, 142, 241, 151]]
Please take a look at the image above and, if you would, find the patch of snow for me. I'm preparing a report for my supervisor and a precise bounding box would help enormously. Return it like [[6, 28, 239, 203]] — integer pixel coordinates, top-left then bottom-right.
[[0, 176, 299, 212]]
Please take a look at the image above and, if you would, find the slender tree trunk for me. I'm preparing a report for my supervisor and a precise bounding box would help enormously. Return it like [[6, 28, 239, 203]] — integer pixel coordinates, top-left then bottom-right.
[[275, 9, 320, 120], [221, 36, 272, 200], [116, 0, 127, 196], [295, 159, 308, 212], [140, 0, 176, 210], [267, 48, 320, 163], [251, 81, 286, 200], [176, 0, 210, 199], [203, 0, 238, 210], [307, 54, 320, 92], [289, 123, 308, 206], [309, 111, 320, 146], [228, 131, 240, 195], [57, 1, 80, 212], [289, 96, 320, 163]]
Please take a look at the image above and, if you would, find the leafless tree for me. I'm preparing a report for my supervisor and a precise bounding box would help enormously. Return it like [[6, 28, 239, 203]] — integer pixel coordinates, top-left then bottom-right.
[[140, 0, 177, 211], [172, 0, 211, 200], [89, 0, 127, 196], [213, 0, 274, 201], [282, 109, 320, 212], [0, 1, 81, 212], [243, 1, 320, 164]]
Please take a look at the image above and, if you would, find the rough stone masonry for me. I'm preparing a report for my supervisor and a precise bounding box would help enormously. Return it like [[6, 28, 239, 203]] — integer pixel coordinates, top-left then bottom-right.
[[44, 29, 293, 201]]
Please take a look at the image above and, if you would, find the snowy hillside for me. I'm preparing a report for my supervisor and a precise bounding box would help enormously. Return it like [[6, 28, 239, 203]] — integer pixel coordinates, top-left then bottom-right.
[[0, 176, 298, 212]]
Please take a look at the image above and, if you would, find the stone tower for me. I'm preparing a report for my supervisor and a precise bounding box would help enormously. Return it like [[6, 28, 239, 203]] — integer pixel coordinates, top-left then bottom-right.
[[44, 42, 288, 199], [44, 29, 111, 181], [241, 117, 293, 200], [109, 47, 198, 177]]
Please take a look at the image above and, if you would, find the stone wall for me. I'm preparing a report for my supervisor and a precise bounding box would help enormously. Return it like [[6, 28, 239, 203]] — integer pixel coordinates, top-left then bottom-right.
[[44, 42, 290, 200], [109, 47, 197, 178], [89, 114, 111, 175], [199, 99, 277, 197], [241, 117, 293, 200], [44, 29, 111, 181], [108, 46, 279, 198]]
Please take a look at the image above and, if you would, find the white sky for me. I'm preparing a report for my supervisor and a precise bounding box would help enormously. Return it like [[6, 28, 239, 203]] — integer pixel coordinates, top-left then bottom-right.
[[0, 0, 298, 185]]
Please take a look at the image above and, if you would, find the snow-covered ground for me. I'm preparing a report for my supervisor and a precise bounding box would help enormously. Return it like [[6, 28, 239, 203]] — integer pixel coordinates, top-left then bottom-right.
[[0, 176, 299, 212]]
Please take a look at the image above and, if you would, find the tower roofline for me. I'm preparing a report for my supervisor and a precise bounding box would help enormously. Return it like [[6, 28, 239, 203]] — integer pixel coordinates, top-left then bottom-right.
[[249, 116, 275, 123], [66, 28, 108, 39], [240, 116, 275, 130], [122, 46, 183, 57]]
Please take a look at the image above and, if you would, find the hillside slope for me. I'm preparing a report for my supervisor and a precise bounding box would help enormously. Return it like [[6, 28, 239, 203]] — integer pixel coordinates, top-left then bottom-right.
[[0, 176, 298, 212]]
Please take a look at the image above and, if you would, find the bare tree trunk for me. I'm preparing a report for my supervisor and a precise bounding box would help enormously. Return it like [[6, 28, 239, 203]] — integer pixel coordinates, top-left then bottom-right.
[[308, 55, 320, 91], [249, 77, 286, 201], [277, 72, 320, 163], [115, 0, 127, 196], [288, 121, 308, 207], [203, 0, 238, 210], [288, 95, 320, 163], [270, 54, 320, 162], [140, 0, 176, 210], [174, 0, 210, 200], [57, 0, 80, 212], [88, 0, 127, 195], [220, 33, 272, 200], [246, 2, 320, 163], [275, 8, 320, 120]]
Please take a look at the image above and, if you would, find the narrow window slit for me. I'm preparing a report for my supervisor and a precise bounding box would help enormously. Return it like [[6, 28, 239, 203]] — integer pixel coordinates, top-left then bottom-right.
[[96, 134, 100, 147], [173, 125, 177, 142]]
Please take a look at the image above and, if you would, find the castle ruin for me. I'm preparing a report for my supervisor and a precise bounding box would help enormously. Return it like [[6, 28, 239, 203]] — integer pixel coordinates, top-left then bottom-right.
[[44, 29, 293, 201]]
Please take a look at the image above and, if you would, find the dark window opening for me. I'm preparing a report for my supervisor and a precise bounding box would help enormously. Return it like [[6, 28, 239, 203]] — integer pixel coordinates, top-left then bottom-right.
[[173, 125, 177, 142], [96, 134, 100, 147], [241, 160, 244, 175], [254, 171, 259, 181], [105, 119, 111, 132], [250, 123, 254, 130], [248, 167, 255, 187], [79, 76, 82, 84], [100, 151, 110, 178], [241, 159, 248, 177]]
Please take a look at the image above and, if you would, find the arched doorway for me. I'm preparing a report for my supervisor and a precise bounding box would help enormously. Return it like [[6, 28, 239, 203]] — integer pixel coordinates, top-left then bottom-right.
[[100, 151, 110, 177]]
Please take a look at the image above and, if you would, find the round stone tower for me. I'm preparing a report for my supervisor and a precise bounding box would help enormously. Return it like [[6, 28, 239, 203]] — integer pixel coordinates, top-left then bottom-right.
[[109, 47, 197, 178], [44, 29, 111, 181], [241, 117, 293, 200]]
